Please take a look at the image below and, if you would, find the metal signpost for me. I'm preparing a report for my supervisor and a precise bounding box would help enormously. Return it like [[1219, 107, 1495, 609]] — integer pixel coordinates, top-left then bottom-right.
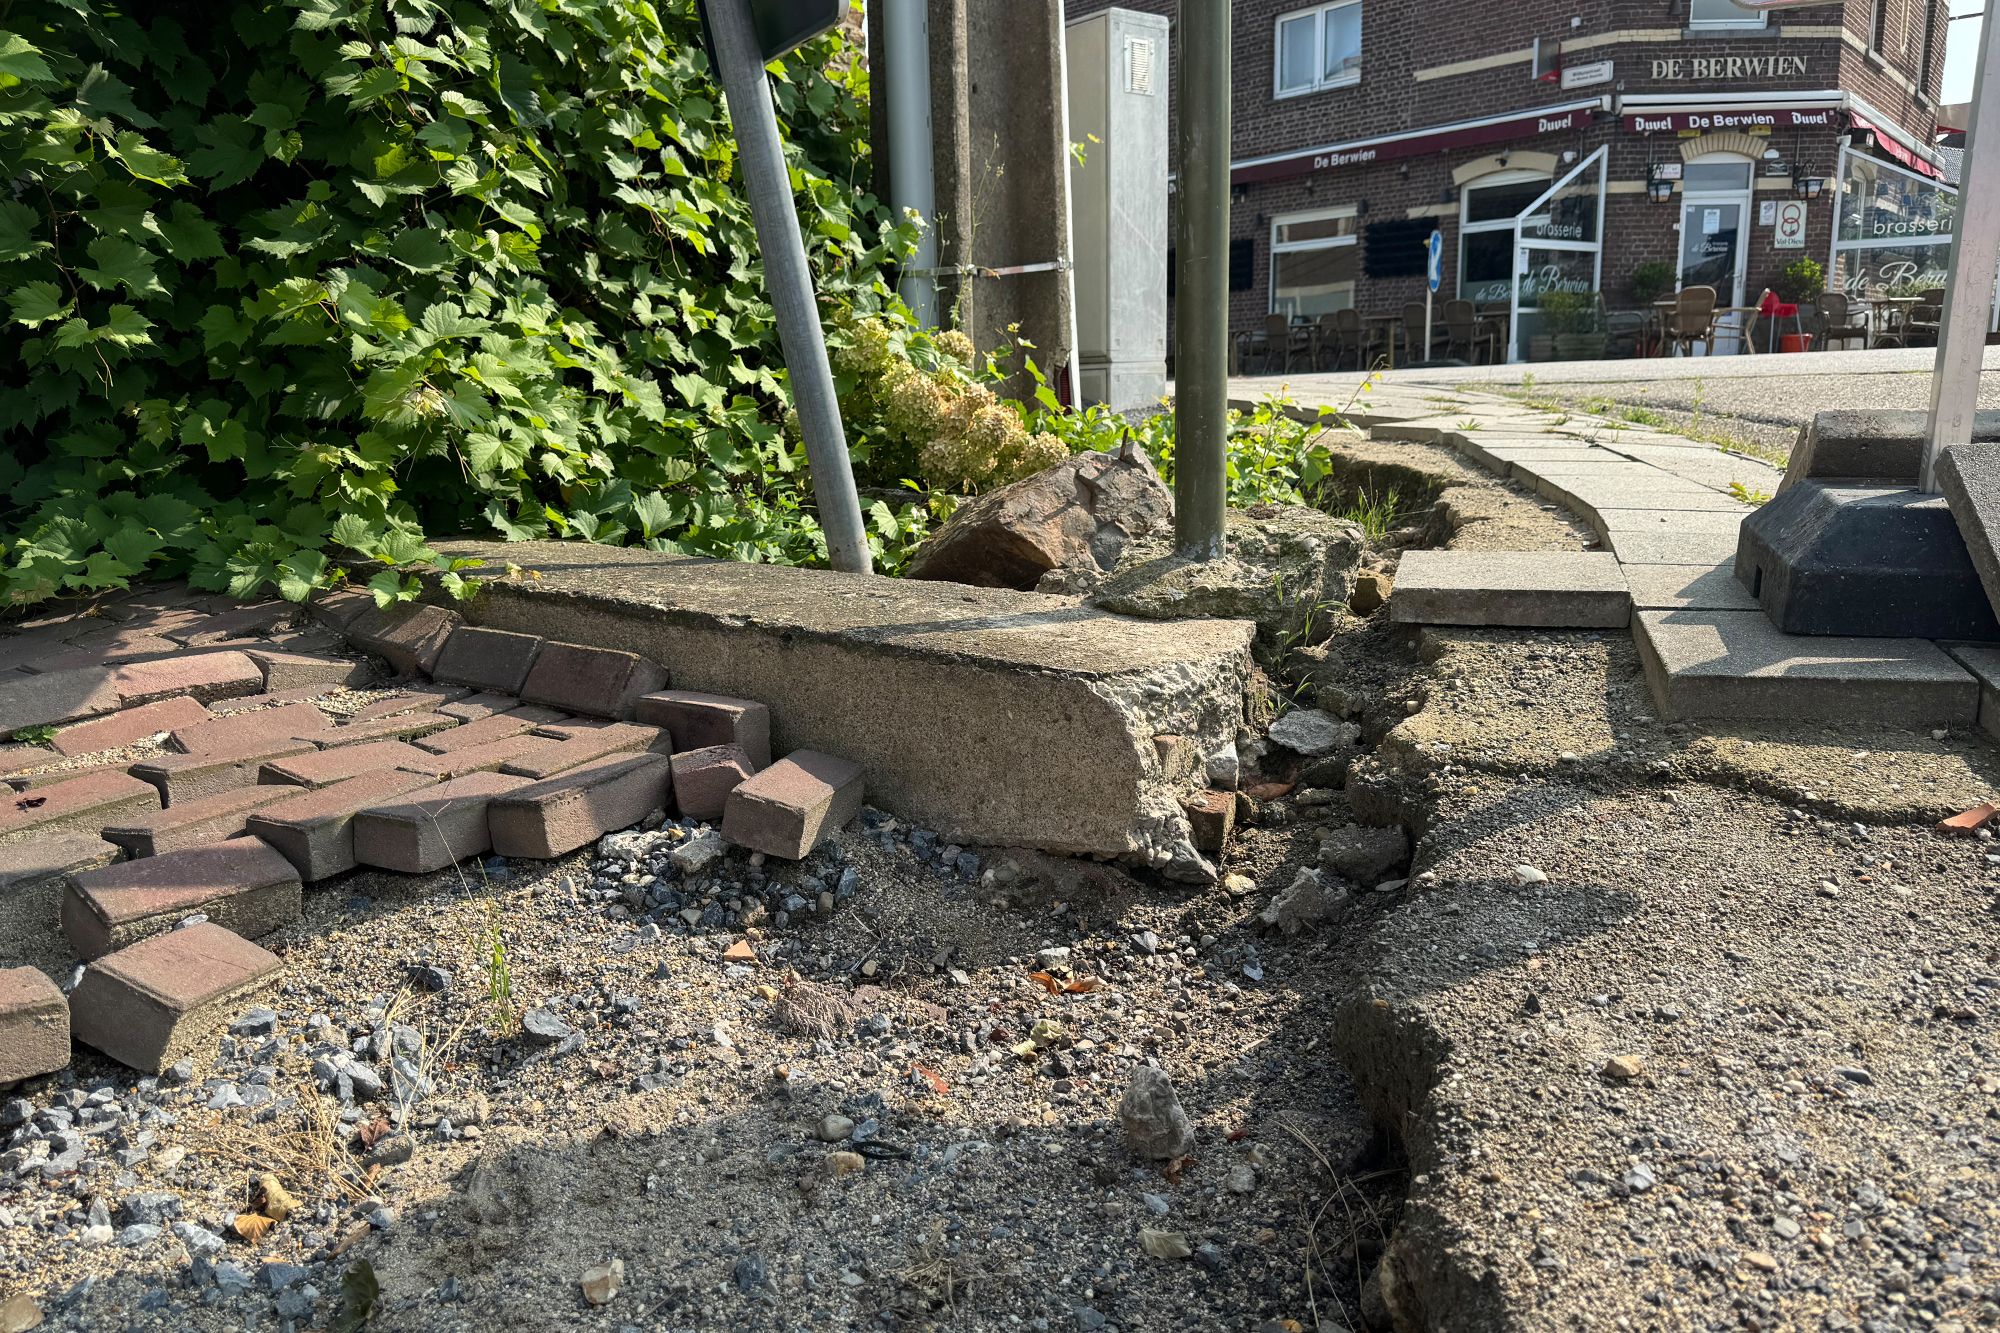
[[1175, 0, 1231, 561], [1424, 229, 1444, 363], [701, 0, 874, 575]]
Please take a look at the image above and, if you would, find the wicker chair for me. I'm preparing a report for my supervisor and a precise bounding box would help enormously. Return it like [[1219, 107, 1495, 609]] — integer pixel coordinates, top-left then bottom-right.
[[1815, 292, 1870, 351], [1665, 286, 1718, 357]]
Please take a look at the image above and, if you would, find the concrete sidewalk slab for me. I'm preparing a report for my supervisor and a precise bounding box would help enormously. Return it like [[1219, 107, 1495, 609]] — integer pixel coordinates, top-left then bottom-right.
[[1940, 643, 2000, 743], [1604, 530, 1745, 565], [1622, 564, 1760, 611], [1633, 610, 1978, 723], [1935, 445, 2000, 621], [1390, 551, 1629, 628], [1596, 509, 1748, 536]]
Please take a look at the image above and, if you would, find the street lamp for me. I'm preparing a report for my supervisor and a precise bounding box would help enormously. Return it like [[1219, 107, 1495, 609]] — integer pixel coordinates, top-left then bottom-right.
[[1647, 177, 1675, 203], [1793, 177, 1823, 200]]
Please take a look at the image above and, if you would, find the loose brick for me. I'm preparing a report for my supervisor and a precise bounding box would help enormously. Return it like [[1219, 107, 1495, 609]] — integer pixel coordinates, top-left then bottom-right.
[[0, 967, 69, 1085], [720, 751, 864, 860], [208, 686, 339, 713], [414, 734, 561, 780], [50, 697, 211, 757], [0, 770, 159, 846], [352, 771, 535, 873], [503, 704, 569, 726], [0, 666, 120, 735], [410, 710, 544, 755], [347, 684, 472, 721], [129, 739, 320, 807], [68, 923, 283, 1074], [101, 785, 299, 858], [670, 744, 757, 822], [112, 652, 264, 708], [432, 627, 546, 695], [246, 769, 439, 880], [63, 622, 199, 661], [1181, 790, 1235, 852], [259, 741, 448, 789], [635, 691, 772, 768], [487, 753, 673, 859], [8, 758, 130, 791], [308, 588, 375, 632], [20, 644, 173, 674], [439, 692, 519, 721], [315, 712, 459, 747], [533, 717, 622, 738], [170, 702, 328, 756], [0, 831, 121, 898], [499, 724, 668, 781], [63, 839, 301, 960], [345, 603, 462, 676], [162, 602, 297, 646], [520, 642, 667, 720], [243, 649, 377, 692]]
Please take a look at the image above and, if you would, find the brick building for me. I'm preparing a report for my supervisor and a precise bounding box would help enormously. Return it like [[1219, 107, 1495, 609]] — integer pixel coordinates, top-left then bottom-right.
[[1061, 0, 1958, 362]]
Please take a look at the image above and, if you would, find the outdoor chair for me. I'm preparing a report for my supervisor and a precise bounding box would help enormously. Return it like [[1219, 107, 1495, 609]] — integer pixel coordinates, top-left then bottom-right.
[[1906, 287, 1946, 347], [1441, 299, 1497, 364], [1310, 312, 1351, 371], [1815, 292, 1870, 351], [1604, 309, 1649, 359], [1400, 302, 1448, 364], [1665, 286, 1718, 357]]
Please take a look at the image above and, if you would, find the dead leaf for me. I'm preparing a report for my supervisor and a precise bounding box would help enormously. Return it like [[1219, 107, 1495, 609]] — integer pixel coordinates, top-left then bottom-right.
[[1061, 977, 1101, 993], [1011, 1039, 1040, 1061], [829, 1151, 865, 1177], [16, 796, 47, 810], [1278, 1322, 1305, 1332], [1138, 1227, 1191, 1259], [251, 1173, 299, 1222], [328, 1223, 371, 1258], [364, 1164, 382, 1190], [987, 1026, 1015, 1044], [233, 1213, 275, 1244], [1163, 1153, 1198, 1185], [1027, 971, 1061, 995], [912, 1062, 950, 1095], [355, 1118, 392, 1150], [1225, 1126, 1250, 1143]]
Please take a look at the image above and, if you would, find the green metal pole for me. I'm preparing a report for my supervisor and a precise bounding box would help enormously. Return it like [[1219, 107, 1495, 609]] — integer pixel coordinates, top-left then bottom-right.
[[1174, 0, 1230, 560]]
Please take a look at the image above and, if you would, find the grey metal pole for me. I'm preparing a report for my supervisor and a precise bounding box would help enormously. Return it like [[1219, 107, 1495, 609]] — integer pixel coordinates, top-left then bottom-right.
[[1173, 0, 1229, 560], [708, 0, 874, 573], [883, 0, 938, 327], [1920, 6, 2000, 492]]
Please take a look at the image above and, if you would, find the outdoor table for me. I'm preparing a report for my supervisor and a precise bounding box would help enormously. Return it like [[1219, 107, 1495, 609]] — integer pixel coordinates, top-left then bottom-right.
[[1652, 298, 1680, 356], [1361, 312, 1404, 369], [1871, 295, 1922, 348]]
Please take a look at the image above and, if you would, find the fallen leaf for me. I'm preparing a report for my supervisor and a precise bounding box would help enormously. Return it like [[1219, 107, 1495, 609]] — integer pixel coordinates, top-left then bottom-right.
[[16, 797, 47, 810], [355, 1118, 392, 1150], [1027, 971, 1061, 995], [233, 1213, 275, 1244], [1061, 977, 1102, 993], [1011, 1040, 1040, 1060], [1225, 1126, 1250, 1143], [364, 1164, 382, 1189], [1138, 1227, 1191, 1259], [912, 1062, 950, 1095], [987, 1026, 1014, 1044], [1163, 1153, 1198, 1185], [252, 1172, 300, 1222], [1278, 1322, 1304, 1332], [330, 1259, 379, 1333]]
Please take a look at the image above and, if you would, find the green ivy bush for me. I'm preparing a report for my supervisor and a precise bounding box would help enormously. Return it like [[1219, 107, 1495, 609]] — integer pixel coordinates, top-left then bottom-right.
[[0, 0, 915, 609]]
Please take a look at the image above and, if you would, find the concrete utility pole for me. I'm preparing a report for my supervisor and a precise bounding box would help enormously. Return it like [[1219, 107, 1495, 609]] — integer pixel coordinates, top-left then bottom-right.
[[882, 0, 939, 327], [1174, 0, 1230, 560], [706, 0, 874, 574], [1921, 0, 2000, 491]]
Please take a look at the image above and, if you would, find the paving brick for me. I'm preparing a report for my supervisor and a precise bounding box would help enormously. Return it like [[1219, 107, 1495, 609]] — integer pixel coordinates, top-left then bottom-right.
[[63, 839, 301, 960], [1634, 610, 1979, 724], [347, 685, 472, 721], [112, 652, 265, 708], [500, 724, 668, 781], [308, 588, 376, 632], [439, 692, 520, 721], [410, 710, 544, 755], [345, 603, 462, 676], [720, 750, 864, 860], [635, 691, 773, 768], [101, 785, 299, 858], [0, 770, 159, 846], [502, 703, 568, 725], [20, 643, 176, 674], [129, 739, 320, 807], [243, 649, 376, 692], [50, 697, 211, 757], [246, 769, 439, 880], [487, 753, 673, 859], [315, 713, 459, 748], [352, 771, 535, 873], [7, 758, 130, 791], [1622, 563, 1761, 612], [0, 831, 121, 899], [520, 641, 667, 720], [1390, 551, 1629, 629], [68, 922, 283, 1074], [259, 741, 449, 789], [0, 623, 98, 672], [0, 967, 69, 1084], [0, 666, 120, 734], [413, 734, 561, 780], [208, 686, 339, 713], [533, 717, 623, 738], [170, 702, 328, 756], [161, 602, 297, 647], [668, 744, 757, 822], [432, 626, 545, 695]]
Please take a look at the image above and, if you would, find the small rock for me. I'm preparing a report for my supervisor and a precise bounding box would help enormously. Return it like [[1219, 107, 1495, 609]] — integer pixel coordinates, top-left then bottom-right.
[[1603, 1055, 1643, 1080], [1623, 1163, 1657, 1193], [0, 1295, 40, 1333], [1267, 709, 1359, 758], [1119, 1067, 1194, 1159], [228, 1007, 278, 1038], [672, 832, 726, 875], [1817, 880, 1841, 899], [817, 1115, 856, 1143], [733, 1252, 769, 1294], [828, 1151, 865, 1177], [1255, 867, 1349, 937], [1744, 1251, 1778, 1272], [1511, 864, 1548, 887], [519, 1010, 574, 1047], [581, 1258, 624, 1305], [1832, 1065, 1873, 1086], [1318, 824, 1408, 882], [1205, 742, 1239, 792], [407, 965, 452, 993], [1225, 1163, 1257, 1194], [1773, 1216, 1802, 1240], [1349, 569, 1393, 614], [362, 1135, 416, 1169], [1139, 1192, 1171, 1215], [1222, 873, 1255, 900]]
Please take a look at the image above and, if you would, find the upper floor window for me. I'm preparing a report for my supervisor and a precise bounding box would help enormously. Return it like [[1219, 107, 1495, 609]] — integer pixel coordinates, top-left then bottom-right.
[[1687, 0, 1769, 29], [1275, 1, 1362, 98]]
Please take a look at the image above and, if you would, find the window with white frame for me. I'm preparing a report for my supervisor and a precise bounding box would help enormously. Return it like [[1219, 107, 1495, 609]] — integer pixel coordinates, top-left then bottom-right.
[[1687, 0, 1768, 29], [1275, 1, 1362, 98], [1270, 208, 1358, 318]]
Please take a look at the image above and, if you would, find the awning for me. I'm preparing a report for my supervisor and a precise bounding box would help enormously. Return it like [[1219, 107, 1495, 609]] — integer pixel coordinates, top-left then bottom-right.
[[1848, 112, 1946, 181], [1230, 100, 1601, 186]]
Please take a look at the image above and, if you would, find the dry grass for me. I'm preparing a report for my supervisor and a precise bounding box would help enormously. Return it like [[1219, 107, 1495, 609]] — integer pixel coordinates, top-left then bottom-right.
[[1280, 1117, 1406, 1333], [206, 1081, 371, 1204]]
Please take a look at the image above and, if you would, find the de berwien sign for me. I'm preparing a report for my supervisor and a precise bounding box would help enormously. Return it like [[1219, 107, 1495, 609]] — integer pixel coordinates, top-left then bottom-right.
[[1232, 107, 1593, 185]]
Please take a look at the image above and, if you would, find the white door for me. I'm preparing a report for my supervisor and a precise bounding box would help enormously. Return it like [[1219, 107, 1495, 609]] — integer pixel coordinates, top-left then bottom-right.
[[1678, 196, 1748, 309]]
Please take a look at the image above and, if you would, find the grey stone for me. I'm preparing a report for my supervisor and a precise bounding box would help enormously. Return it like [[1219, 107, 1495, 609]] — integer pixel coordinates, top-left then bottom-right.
[[172, 1220, 224, 1257], [1119, 1066, 1193, 1159], [120, 1193, 180, 1226], [1084, 505, 1364, 654], [1633, 610, 1978, 724], [1255, 867, 1349, 936], [1391, 550, 1629, 628], [422, 538, 1253, 866], [732, 1252, 768, 1293], [1936, 444, 2000, 621], [519, 1009, 572, 1047], [227, 1007, 277, 1039], [1622, 563, 1760, 612], [907, 446, 1173, 591], [1318, 824, 1409, 883], [1266, 709, 1359, 757], [261, 1262, 309, 1292]]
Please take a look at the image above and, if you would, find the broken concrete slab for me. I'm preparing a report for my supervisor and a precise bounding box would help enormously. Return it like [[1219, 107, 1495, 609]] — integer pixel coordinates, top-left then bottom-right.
[[1941, 643, 2000, 744], [1633, 609, 1978, 724], [1621, 563, 1760, 612], [63, 839, 302, 960], [1935, 444, 2000, 622], [68, 922, 283, 1075], [1390, 551, 1628, 628], [413, 539, 1255, 864]]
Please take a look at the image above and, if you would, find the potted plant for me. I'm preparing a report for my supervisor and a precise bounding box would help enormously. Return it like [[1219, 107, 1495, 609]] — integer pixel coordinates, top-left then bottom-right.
[[1539, 289, 1605, 360], [1629, 261, 1676, 306]]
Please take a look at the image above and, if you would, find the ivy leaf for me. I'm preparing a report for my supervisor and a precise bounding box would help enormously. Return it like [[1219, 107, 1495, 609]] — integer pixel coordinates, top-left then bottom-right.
[[342, 66, 403, 109], [0, 200, 48, 262], [8, 281, 69, 326], [388, 229, 452, 273], [74, 65, 155, 127], [96, 305, 155, 347], [78, 236, 166, 297], [364, 569, 417, 608], [156, 203, 224, 259], [108, 132, 187, 187], [0, 32, 57, 84], [191, 116, 264, 189], [632, 491, 673, 539], [275, 549, 327, 602], [482, 500, 545, 541]]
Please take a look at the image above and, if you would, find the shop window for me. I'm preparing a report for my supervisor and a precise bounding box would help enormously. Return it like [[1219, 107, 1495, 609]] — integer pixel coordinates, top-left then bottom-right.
[[1683, 161, 1753, 192], [1270, 208, 1358, 316], [1919, 1, 1939, 96], [1458, 171, 1550, 305], [1687, 0, 1768, 29], [1869, 0, 1888, 50], [1275, 1, 1362, 98]]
